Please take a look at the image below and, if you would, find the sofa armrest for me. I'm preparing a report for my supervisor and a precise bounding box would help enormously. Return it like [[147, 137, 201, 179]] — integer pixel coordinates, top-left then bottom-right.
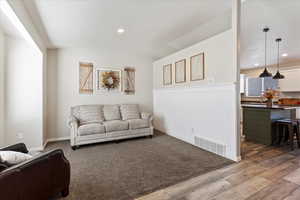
[[0, 143, 29, 154], [68, 115, 78, 128], [141, 112, 152, 120], [68, 115, 78, 146], [141, 112, 153, 127]]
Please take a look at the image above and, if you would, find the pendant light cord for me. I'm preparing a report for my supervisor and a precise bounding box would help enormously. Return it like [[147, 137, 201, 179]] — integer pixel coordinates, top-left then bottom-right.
[[277, 39, 280, 71], [265, 29, 267, 68]]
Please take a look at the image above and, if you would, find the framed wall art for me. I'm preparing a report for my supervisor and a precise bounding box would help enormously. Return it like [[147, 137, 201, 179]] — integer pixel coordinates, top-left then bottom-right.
[[163, 64, 172, 85], [175, 59, 186, 83], [123, 67, 135, 95], [95, 68, 122, 93], [190, 53, 205, 81], [79, 62, 94, 94]]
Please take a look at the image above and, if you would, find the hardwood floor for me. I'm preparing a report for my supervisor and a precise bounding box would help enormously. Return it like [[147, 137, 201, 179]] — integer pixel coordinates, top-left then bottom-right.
[[136, 142, 300, 200]]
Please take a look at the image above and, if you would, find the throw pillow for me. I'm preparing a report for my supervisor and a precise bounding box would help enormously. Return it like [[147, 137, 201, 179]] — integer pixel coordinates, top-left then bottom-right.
[[0, 151, 32, 166]]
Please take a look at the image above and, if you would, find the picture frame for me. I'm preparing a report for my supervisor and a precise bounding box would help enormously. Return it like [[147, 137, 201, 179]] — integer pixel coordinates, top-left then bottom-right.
[[95, 68, 122, 93], [163, 64, 172, 85], [190, 53, 205, 81], [175, 59, 186, 83], [79, 62, 94, 94], [123, 67, 135, 95]]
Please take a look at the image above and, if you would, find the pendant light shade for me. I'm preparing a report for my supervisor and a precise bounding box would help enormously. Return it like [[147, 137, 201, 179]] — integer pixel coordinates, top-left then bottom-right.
[[273, 38, 285, 79], [259, 27, 273, 78], [273, 71, 285, 79], [259, 68, 273, 78]]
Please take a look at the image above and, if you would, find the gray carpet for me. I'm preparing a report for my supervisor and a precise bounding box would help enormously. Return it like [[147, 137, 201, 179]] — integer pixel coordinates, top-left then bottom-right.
[[47, 132, 233, 200]]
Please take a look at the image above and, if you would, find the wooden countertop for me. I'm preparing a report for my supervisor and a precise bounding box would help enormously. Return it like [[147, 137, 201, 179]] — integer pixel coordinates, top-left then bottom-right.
[[242, 104, 300, 110]]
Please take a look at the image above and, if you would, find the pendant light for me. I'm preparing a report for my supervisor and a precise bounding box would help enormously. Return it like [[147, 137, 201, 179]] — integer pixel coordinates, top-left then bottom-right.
[[259, 27, 273, 78], [273, 38, 285, 79]]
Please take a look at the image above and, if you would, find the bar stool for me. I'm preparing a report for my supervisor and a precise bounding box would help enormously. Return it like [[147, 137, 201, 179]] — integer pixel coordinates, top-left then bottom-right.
[[275, 119, 300, 150]]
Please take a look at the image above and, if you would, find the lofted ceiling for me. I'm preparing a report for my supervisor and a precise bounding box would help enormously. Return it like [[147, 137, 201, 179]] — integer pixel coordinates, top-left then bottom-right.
[[21, 0, 232, 60], [1, 0, 299, 68], [241, 0, 300, 69]]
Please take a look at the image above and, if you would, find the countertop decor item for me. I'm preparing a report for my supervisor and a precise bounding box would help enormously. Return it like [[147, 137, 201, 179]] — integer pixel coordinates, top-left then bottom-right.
[[273, 38, 285, 79], [262, 89, 279, 107], [278, 98, 300, 105], [259, 27, 273, 78]]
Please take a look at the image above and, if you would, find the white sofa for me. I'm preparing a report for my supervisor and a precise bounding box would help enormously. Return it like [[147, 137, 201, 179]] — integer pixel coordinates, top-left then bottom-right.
[[68, 104, 153, 149]]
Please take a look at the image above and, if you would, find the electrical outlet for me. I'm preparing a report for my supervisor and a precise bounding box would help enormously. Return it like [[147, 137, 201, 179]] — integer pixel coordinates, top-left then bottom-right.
[[17, 132, 24, 139]]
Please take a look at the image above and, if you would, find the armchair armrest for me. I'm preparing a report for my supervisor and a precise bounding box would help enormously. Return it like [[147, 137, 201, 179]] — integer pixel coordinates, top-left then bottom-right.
[[0, 143, 28, 154], [0, 149, 70, 199]]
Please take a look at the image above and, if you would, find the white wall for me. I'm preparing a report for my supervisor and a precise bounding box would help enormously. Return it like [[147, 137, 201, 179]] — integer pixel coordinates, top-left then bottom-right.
[[0, 28, 5, 147], [47, 48, 153, 140], [153, 30, 239, 161], [154, 30, 235, 89], [8, 0, 48, 146], [4, 36, 43, 149]]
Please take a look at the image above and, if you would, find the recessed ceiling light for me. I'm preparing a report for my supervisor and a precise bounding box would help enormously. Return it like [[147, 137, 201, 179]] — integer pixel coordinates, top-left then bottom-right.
[[282, 53, 288, 57], [254, 63, 260, 67], [117, 28, 125, 34]]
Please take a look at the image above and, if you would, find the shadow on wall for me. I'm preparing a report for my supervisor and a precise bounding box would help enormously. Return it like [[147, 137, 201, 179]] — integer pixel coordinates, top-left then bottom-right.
[[47, 49, 59, 139], [154, 115, 167, 133]]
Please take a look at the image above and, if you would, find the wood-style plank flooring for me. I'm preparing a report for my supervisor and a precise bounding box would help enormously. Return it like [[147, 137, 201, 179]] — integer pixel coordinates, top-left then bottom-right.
[[136, 142, 300, 200]]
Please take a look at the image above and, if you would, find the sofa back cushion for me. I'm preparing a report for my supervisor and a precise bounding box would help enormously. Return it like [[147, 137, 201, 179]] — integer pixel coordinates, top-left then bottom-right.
[[72, 105, 104, 125], [120, 104, 140, 120], [103, 105, 121, 121]]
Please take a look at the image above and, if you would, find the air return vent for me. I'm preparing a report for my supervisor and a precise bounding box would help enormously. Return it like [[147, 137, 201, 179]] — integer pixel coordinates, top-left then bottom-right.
[[194, 136, 226, 157]]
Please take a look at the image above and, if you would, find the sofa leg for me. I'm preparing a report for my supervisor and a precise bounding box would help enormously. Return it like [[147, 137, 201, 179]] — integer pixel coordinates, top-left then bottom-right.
[[61, 188, 69, 197], [71, 145, 79, 150], [149, 135, 153, 138]]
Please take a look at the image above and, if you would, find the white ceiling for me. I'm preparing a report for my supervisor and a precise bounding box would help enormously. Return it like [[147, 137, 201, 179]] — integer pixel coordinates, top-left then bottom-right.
[[1, 0, 299, 67], [22, 0, 232, 60], [241, 0, 300, 69], [0, 9, 23, 39]]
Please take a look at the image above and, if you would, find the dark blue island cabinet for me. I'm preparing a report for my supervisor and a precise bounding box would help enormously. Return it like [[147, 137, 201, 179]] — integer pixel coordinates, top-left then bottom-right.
[[242, 104, 298, 145]]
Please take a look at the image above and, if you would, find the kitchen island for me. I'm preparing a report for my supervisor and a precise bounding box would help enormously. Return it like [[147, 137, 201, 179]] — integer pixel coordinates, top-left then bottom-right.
[[242, 104, 298, 145]]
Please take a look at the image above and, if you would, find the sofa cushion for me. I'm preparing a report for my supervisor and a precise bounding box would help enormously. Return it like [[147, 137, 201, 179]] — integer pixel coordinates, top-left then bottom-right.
[[103, 120, 129, 132], [73, 105, 104, 125], [128, 119, 149, 130], [78, 123, 105, 136], [103, 105, 121, 121], [120, 104, 140, 120]]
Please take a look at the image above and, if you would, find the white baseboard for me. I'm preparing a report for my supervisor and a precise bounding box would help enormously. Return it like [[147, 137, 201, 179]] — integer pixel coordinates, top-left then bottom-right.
[[235, 156, 242, 162], [43, 137, 70, 149]]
